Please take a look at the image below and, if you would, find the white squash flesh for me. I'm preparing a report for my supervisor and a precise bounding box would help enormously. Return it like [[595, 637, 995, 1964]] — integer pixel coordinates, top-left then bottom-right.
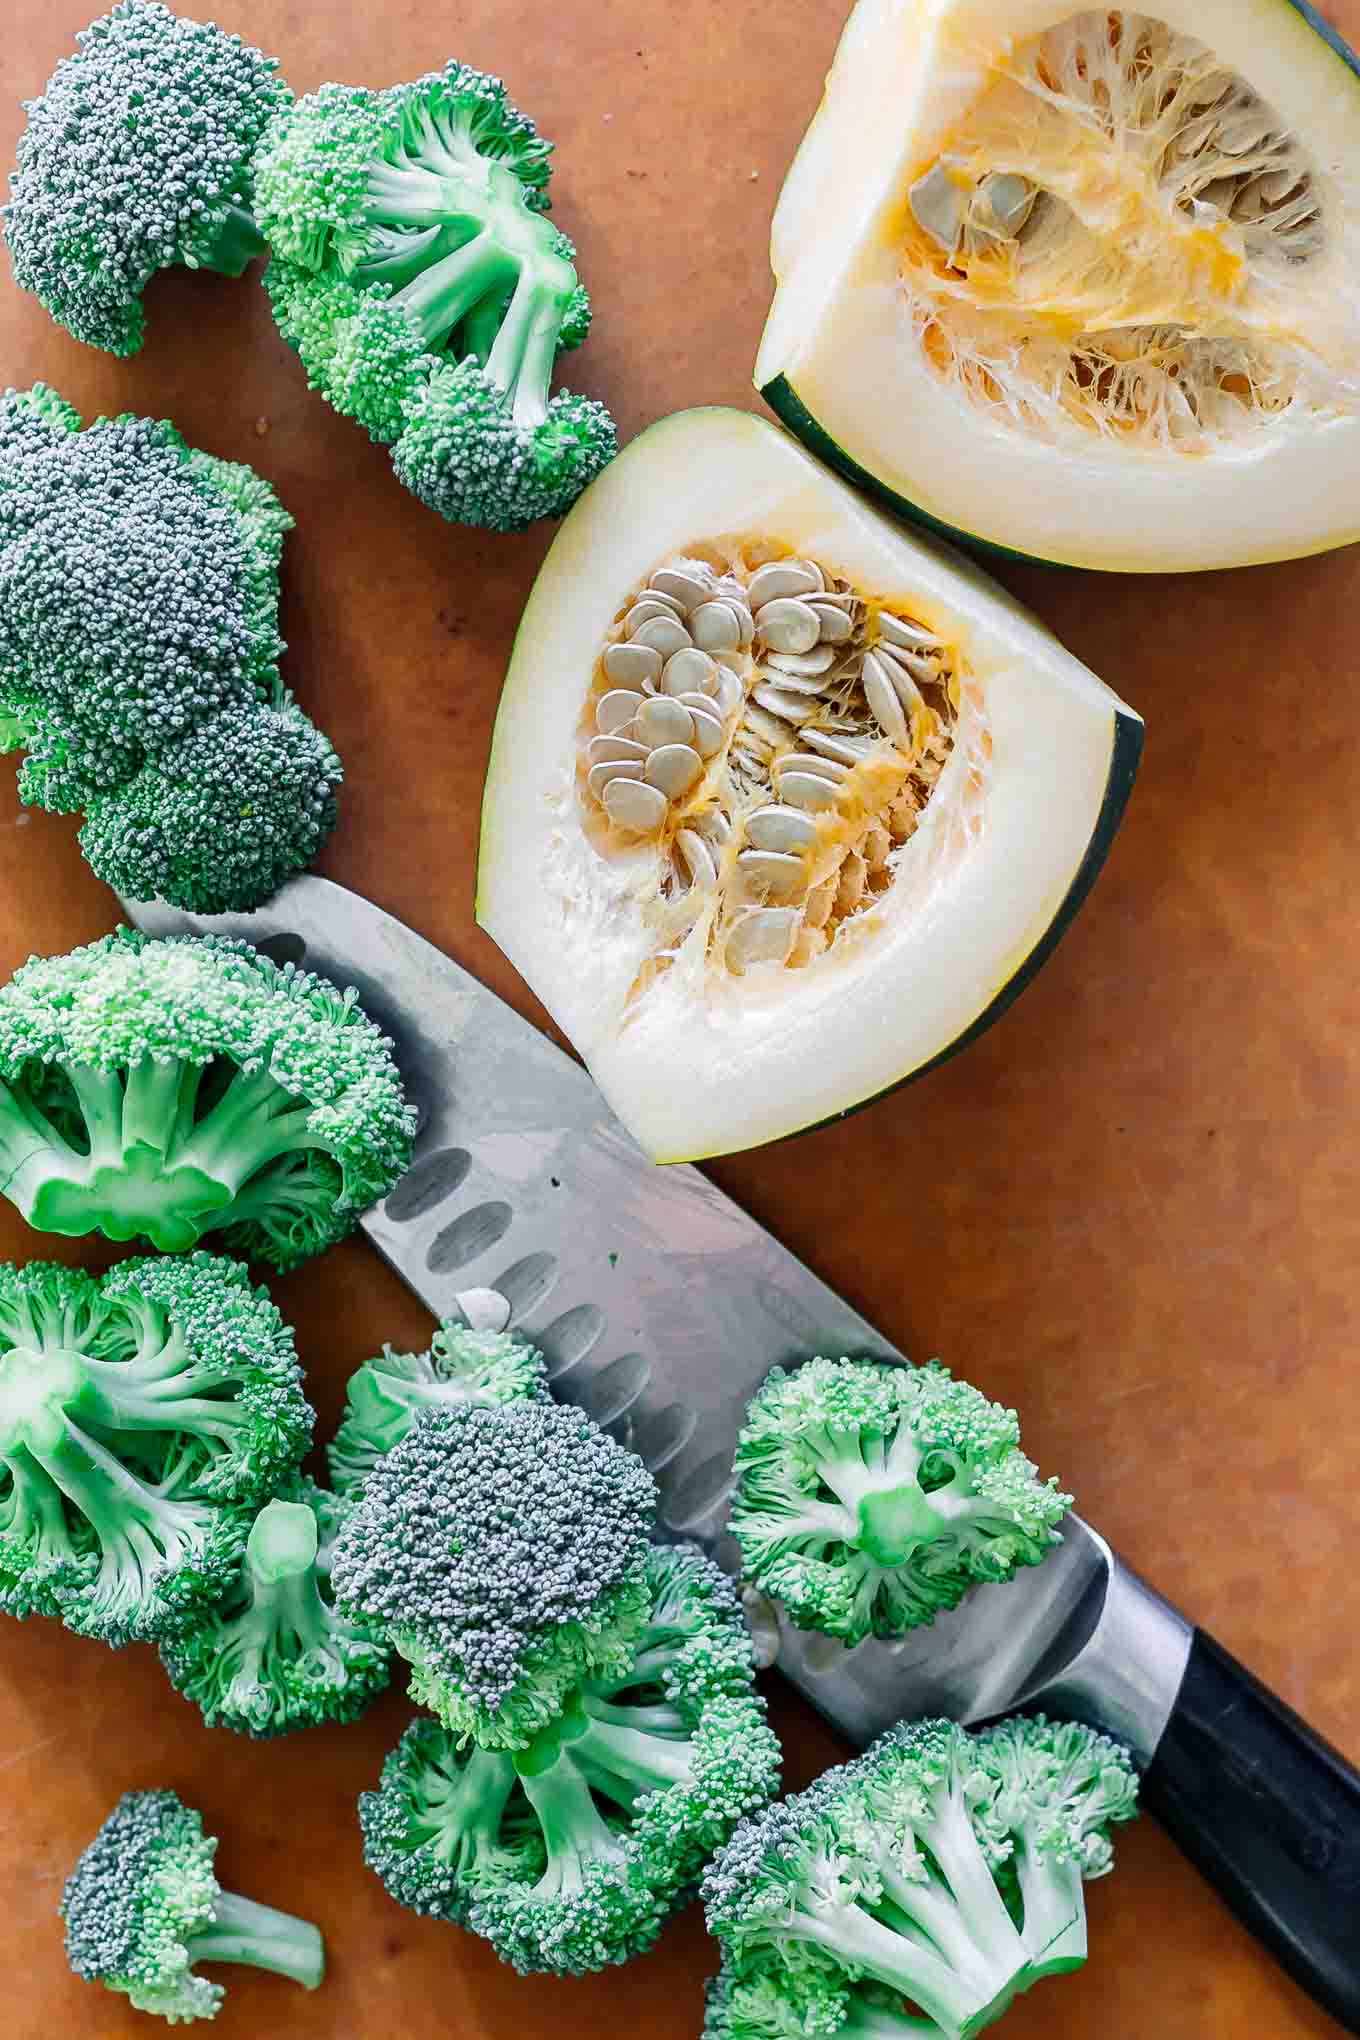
[[756, 0, 1360, 570], [479, 411, 1140, 1163]]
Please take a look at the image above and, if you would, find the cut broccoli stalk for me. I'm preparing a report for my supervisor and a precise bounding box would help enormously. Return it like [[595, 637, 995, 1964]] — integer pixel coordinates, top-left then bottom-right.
[[159, 1479, 391, 1736], [180, 1889, 323, 1989]]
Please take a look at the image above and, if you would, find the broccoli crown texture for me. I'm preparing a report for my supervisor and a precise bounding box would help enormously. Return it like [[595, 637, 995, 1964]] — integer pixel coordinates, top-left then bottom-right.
[[729, 1359, 1072, 1645], [61, 1788, 324, 2022], [0, 929, 415, 1270], [331, 1400, 657, 1749], [327, 1321, 548, 1496], [359, 1543, 781, 1975], [253, 64, 615, 529], [0, 1253, 310, 1644], [79, 694, 342, 915], [969, 1714, 1139, 1977], [704, 1718, 1046, 2040], [0, 385, 339, 911], [160, 1474, 391, 1736], [3, 0, 287, 356]]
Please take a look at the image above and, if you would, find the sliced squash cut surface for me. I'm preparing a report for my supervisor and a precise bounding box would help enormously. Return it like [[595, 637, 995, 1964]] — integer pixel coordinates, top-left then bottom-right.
[[478, 409, 1141, 1163], [757, 0, 1360, 570]]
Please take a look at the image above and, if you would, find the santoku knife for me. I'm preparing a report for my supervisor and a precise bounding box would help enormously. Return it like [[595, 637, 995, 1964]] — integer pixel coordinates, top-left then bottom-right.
[[120, 876, 1360, 2032]]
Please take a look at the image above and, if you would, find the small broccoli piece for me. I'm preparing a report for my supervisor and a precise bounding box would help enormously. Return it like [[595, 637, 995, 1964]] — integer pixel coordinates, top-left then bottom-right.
[[704, 1963, 941, 2040], [729, 1358, 1071, 1645], [0, 388, 291, 809], [253, 64, 615, 528], [80, 693, 342, 914], [0, 929, 416, 1270], [968, 1714, 1138, 1978], [62, 1789, 324, 2022], [160, 1475, 391, 1736], [328, 1321, 548, 1496], [705, 1719, 1037, 2040], [359, 1543, 781, 1975], [0, 386, 340, 910], [3, 1, 288, 356], [0, 1254, 310, 1644], [331, 1401, 656, 1748]]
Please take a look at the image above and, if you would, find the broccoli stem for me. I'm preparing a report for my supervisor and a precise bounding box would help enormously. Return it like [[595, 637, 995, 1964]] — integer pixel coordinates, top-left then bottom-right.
[[485, 267, 572, 428], [190, 205, 269, 278], [388, 232, 514, 349], [1011, 1838, 1085, 1972], [788, 1897, 1020, 2040], [571, 1706, 697, 1801], [416, 1743, 518, 1875], [216, 1503, 336, 1711], [516, 1748, 629, 1898], [183, 1890, 324, 1989]]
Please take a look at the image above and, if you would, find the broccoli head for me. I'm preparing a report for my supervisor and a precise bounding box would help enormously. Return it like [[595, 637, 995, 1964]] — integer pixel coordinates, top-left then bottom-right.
[[61, 1789, 324, 2023], [360, 1543, 781, 1975], [3, 1, 288, 356], [969, 1714, 1139, 1978], [0, 386, 340, 911], [331, 1400, 657, 1748], [729, 1358, 1071, 1645], [704, 1719, 1036, 2040], [327, 1320, 548, 1496], [253, 65, 615, 529], [80, 693, 342, 915], [0, 1254, 310, 1644], [0, 929, 416, 1270], [160, 1474, 391, 1737]]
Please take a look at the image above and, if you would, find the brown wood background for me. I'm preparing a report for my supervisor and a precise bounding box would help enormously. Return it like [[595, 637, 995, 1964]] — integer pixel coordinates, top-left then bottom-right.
[[1, 3, 1358, 2035]]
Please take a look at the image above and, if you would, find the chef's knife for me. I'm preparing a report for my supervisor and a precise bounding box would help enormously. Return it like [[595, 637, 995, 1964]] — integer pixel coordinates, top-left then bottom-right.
[[120, 876, 1360, 2031]]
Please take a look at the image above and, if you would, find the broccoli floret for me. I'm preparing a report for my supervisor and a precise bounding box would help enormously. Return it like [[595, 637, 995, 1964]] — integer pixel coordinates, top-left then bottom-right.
[[61, 1789, 324, 2022], [328, 1321, 548, 1496], [0, 929, 416, 1270], [729, 1359, 1071, 1645], [704, 1963, 941, 2040], [253, 65, 615, 529], [968, 1714, 1138, 1979], [360, 1544, 781, 1975], [331, 1400, 656, 1748], [160, 1475, 391, 1736], [3, 1, 288, 356], [0, 1254, 310, 1644], [0, 386, 340, 911], [705, 1719, 1037, 2040], [80, 693, 342, 914]]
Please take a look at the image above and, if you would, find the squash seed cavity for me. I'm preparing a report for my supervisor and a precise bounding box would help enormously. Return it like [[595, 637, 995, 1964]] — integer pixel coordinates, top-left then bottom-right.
[[901, 9, 1345, 450], [579, 546, 962, 979]]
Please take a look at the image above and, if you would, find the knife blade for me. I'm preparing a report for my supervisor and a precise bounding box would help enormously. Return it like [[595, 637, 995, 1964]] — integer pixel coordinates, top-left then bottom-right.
[[117, 876, 1360, 2030]]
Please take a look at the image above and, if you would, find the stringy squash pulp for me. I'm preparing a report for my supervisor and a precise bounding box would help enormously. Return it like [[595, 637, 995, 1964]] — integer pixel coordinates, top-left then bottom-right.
[[757, 0, 1360, 569], [477, 410, 1141, 1163]]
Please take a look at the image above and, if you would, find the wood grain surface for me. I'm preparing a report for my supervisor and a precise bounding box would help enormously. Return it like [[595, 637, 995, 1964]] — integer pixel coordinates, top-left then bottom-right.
[[1, 3, 1357, 2035]]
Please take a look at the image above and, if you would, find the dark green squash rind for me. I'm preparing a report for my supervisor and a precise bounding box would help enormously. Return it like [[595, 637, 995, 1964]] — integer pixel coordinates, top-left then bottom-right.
[[761, 372, 1062, 570]]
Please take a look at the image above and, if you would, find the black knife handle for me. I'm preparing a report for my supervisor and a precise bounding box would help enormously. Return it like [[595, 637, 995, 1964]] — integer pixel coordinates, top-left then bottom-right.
[[1142, 1628, 1360, 2032]]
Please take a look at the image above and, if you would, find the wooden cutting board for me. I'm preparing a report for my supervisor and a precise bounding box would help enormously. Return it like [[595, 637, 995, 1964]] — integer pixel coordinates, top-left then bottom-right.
[[0, 4, 1355, 2035]]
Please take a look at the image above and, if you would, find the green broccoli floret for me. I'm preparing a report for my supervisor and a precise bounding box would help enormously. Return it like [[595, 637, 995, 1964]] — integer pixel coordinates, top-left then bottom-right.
[[728, 1358, 1071, 1645], [0, 1254, 310, 1644], [61, 1789, 324, 2022], [253, 65, 615, 529], [360, 1543, 781, 1975], [79, 694, 342, 915], [704, 1719, 1037, 2040], [0, 386, 341, 911], [331, 1400, 656, 1748], [0, 929, 416, 1270], [327, 1321, 548, 1496], [3, 1, 288, 356], [704, 1964, 945, 2040], [968, 1714, 1138, 1979], [159, 1475, 390, 1736]]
